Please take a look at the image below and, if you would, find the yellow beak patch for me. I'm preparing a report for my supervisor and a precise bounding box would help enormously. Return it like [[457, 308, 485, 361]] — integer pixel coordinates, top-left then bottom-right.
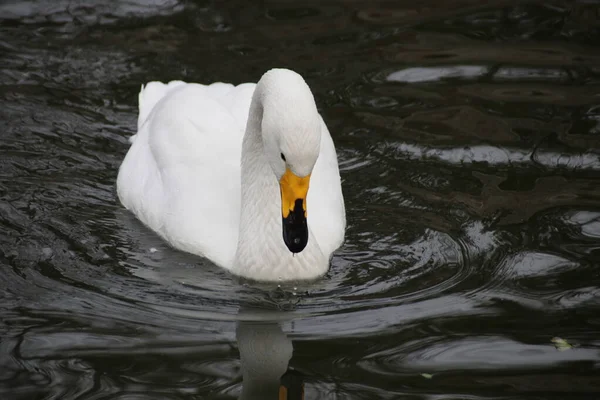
[[279, 168, 310, 218]]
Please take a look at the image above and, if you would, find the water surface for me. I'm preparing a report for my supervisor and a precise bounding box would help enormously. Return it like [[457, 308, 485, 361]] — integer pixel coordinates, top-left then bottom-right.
[[1, 1, 600, 399]]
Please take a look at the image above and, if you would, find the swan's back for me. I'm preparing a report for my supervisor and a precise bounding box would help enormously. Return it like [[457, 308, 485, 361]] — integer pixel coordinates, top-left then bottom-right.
[[117, 81, 256, 267]]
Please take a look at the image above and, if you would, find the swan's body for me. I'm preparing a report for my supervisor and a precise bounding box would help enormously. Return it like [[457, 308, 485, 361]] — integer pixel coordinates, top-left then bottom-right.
[[117, 69, 345, 281]]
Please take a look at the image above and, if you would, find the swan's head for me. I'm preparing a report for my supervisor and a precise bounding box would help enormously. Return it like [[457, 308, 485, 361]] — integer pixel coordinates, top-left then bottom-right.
[[258, 69, 322, 253]]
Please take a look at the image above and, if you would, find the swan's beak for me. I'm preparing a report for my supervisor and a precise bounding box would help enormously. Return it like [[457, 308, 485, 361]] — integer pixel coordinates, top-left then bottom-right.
[[280, 168, 310, 253]]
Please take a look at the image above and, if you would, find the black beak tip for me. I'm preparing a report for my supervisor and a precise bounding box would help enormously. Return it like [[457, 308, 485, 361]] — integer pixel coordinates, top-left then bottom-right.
[[282, 199, 308, 253], [283, 231, 308, 253]]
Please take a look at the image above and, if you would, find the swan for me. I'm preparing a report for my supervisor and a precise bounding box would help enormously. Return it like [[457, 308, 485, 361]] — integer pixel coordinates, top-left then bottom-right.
[[116, 68, 346, 281]]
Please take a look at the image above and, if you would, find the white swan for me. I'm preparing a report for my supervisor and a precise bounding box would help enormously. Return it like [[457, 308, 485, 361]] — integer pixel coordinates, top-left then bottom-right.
[[117, 68, 346, 281]]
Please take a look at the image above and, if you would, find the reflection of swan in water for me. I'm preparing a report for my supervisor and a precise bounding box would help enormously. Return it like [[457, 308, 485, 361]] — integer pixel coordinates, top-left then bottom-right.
[[236, 310, 303, 399]]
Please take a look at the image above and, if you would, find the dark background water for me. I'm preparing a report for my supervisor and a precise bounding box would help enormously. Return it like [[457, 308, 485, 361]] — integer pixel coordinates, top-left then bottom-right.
[[1, 0, 600, 399]]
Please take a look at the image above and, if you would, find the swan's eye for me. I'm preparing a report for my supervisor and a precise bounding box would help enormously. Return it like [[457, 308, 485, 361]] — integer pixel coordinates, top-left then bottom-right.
[[280, 153, 286, 162]]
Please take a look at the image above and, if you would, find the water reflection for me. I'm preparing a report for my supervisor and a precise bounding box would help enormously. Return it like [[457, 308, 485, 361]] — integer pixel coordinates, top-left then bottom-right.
[[236, 309, 302, 400]]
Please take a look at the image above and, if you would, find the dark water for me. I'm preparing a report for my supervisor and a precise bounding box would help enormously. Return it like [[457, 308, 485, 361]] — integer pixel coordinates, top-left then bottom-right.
[[2, 0, 600, 398]]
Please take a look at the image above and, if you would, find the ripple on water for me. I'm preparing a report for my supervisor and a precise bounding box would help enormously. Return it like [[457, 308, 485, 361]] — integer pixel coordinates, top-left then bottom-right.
[[564, 211, 600, 239], [554, 287, 600, 309], [395, 336, 599, 371], [0, 0, 183, 25], [386, 65, 489, 83]]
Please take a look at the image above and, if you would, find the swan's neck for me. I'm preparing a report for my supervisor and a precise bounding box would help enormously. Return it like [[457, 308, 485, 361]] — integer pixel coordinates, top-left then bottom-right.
[[233, 79, 326, 281], [238, 86, 280, 252]]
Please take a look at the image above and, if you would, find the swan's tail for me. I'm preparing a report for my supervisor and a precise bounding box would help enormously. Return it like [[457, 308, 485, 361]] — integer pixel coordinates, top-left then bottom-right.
[[130, 81, 186, 143]]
